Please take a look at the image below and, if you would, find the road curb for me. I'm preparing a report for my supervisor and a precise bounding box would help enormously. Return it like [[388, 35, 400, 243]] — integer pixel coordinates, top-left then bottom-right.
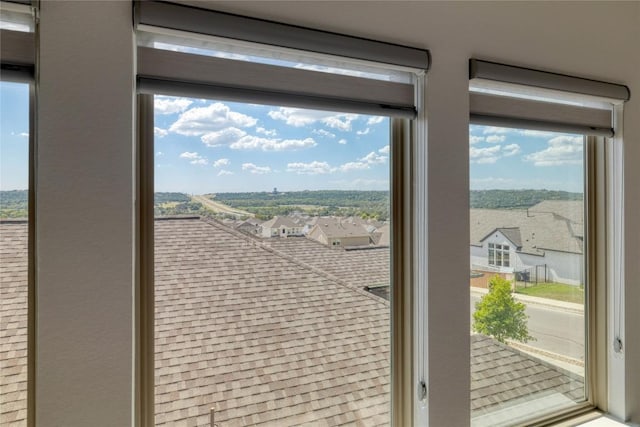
[[470, 286, 584, 314]]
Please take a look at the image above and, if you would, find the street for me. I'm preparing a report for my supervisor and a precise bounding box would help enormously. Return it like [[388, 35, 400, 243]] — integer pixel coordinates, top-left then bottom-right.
[[470, 295, 585, 360]]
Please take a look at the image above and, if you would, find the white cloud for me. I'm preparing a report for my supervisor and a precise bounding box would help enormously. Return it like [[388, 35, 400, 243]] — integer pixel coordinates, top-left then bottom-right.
[[338, 139, 347, 145], [312, 129, 336, 138], [242, 163, 271, 174], [155, 151, 164, 157], [256, 127, 277, 137], [170, 103, 257, 136], [324, 114, 358, 131], [378, 145, 390, 154], [179, 151, 208, 165], [502, 143, 521, 157], [482, 126, 511, 134], [486, 135, 506, 144], [469, 135, 485, 144], [213, 158, 230, 168], [217, 170, 234, 176], [287, 161, 334, 175], [154, 97, 193, 115], [360, 151, 387, 165], [470, 145, 501, 164], [367, 116, 385, 125], [179, 152, 200, 160], [268, 107, 358, 131], [201, 127, 316, 151], [339, 161, 370, 172], [230, 136, 316, 151], [357, 128, 370, 136], [519, 130, 554, 138], [154, 127, 168, 138], [524, 135, 583, 166], [201, 127, 247, 147]]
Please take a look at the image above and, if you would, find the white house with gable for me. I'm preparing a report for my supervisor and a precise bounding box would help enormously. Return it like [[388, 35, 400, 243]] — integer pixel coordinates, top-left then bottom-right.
[[470, 201, 584, 285]]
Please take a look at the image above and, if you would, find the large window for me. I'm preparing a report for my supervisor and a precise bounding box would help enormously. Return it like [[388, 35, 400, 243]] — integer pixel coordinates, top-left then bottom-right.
[[136, 4, 427, 425], [469, 125, 587, 426], [149, 96, 392, 425]]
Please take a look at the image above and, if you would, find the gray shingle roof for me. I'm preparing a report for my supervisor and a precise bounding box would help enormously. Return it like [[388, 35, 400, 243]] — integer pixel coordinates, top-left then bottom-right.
[[471, 206, 583, 255], [0, 222, 28, 426], [0, 218, 584, 426], [154, 218, 390, 426], [260, 216, 299, 229], [309, 218, 371, 239]]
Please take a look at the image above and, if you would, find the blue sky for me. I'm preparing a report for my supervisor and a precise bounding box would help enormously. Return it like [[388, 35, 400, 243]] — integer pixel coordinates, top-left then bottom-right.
[[0, 83, 584, 194], [0, 82, 30, 191], [154, 96, 391, 193], [469, 125, 584, 193]]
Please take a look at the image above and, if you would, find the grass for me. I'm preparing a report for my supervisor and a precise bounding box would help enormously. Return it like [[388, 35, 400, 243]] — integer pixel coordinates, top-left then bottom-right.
[[514, 282, 584, 304]]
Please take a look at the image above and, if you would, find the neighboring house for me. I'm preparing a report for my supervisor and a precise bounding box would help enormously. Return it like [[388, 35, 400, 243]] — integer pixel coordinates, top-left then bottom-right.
[[0, 218, 584, 425], [234, 218, 261, 235], [307, 217, 373, 248], [371, 223, 390, 247], [260, 216, 303, 238], [470, 201, 584, 285]]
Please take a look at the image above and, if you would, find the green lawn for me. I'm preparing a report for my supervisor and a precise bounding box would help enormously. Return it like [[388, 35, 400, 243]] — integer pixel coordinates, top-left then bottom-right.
[[514, 282, 584, 304]]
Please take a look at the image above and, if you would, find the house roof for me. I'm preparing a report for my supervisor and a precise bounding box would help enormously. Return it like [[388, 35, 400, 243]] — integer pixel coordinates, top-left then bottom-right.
[[471, 205, 583, 255], [471, 334, 584, 426], [1, 218, 584, 426], [0, 222, 28, 425], [481, 227, 523, 249], [311, 218, 371, 239], [529, 200, 584, 225], [260, 215, 299, 229]]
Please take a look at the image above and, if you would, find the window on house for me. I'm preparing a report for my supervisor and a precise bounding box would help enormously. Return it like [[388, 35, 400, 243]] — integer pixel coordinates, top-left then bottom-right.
[[487, 243, 510, 268], [136, 4, 427, 425], [468, 59, 629, 426]]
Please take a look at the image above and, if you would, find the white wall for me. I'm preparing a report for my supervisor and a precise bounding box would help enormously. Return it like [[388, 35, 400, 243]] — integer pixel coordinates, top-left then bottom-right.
[[35, 1, 639, 425], [37, 2, 134, 426]]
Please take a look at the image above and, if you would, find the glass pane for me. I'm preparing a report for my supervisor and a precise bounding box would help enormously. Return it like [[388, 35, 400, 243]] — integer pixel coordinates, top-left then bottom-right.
[[469, 125, 586, 426], [0, 81, 30, 426], [153, 96, 391, 425]]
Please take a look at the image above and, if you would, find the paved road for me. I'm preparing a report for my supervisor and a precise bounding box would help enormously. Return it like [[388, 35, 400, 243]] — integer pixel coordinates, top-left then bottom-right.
[[470, 295, 585, 360]]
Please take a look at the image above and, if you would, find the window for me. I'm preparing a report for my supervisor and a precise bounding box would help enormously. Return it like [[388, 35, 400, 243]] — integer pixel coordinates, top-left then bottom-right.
[[149, 96, 393, 426], [470, 125, 586, 426], [0, 80, 30, 427], [468, 59, 629, 426], [136, 4, 428, 425], [487, 243, 510, 268], [0, 5, 35, 425]]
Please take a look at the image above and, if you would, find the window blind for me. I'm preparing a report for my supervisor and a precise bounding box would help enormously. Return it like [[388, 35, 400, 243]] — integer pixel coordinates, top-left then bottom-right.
[[135, 1, 429, 119], [469, 59, 630, 136], [0, 0, 35, 82], [0, 29, 34, 82]]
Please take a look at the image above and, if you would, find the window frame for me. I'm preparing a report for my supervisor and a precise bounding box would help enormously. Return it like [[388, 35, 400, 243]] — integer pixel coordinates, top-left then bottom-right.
[[136, 96, 418, 427]]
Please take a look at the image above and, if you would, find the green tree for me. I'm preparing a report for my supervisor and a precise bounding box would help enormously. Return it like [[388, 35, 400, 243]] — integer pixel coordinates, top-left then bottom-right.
[[473, 275, 534, 343]]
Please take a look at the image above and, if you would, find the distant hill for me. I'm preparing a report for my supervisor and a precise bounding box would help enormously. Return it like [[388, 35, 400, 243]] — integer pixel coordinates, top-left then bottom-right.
[[0, 189, 585, 220], [0, 190, 28, 218], [470, 189, 582, 210]]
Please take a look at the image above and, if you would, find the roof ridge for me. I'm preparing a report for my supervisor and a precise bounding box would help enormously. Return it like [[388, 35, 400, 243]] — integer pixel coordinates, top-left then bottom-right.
[[199, 217, 390, 307]]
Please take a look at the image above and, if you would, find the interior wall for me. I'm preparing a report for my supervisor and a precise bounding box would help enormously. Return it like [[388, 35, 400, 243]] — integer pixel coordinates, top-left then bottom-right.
[[36, 2, 134, 426], [33, 1, 639, 425]]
